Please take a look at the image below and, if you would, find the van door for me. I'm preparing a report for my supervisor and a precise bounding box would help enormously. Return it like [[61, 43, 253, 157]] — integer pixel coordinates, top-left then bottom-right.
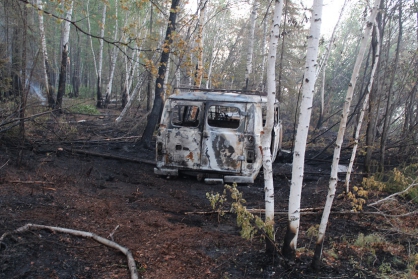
[[200, 103, 246, 173], [165, 101, 202, 169]]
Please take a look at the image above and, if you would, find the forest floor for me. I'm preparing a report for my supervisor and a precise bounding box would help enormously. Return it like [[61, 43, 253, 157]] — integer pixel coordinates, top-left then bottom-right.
[[0, 104, 417, 279]]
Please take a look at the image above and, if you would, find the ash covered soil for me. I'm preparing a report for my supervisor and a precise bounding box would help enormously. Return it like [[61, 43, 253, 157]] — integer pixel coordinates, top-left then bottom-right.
[[0, 109, 416, 279]]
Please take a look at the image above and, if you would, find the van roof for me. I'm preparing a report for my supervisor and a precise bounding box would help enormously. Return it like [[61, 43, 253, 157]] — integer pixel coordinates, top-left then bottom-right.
[[168, 91, 269, 103]]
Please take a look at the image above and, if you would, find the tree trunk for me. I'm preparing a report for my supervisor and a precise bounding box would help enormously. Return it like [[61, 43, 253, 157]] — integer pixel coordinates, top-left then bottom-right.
[[379, 1, 403, 171], [282, 0, 323, 262], [115, 75, 146, 124], [277, 1, 287, 100], [18, 3, 28, 165], [194, 0, 207, 88], [55, 1, 74, 111], [311, 0, 380, 270], [258, 11, 268, 92], [105, 2, 119, 106], [72, 37, 81, 98], [244, 0, 258, 90], [11, 27, 22, 100], [261, 0, 283, 256], [87, 0, 98, 77], [345, 20, 381, 193], [364, 0, 385, 173], [37, 0, 55, 106], [140, 0, 180, 149], [96, 3, 107, 108]]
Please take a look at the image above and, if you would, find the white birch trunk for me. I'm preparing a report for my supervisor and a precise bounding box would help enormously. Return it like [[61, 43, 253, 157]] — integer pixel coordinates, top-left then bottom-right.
[[259, 14, 268, 92], [115, 75, 146, 124], [312, 0, 380, 269], [123, 52, 131, 104], [261, 0, 283, 253], [61, 1, 73, 51], [36, 0, 51, 103], [206, 16, 223, 89], [176, 56, 181, 88], [97, 3, 107, 107], [195, 0, 207, 88], [55, 0, 73, 110], [105, 2, 119, 104], [282, 0, 323, 261], [345, 21, 380, 192], [87, 0, 98, 78], [98, 4, 106, 80], [244, 0, 259, 90], [128, 50, 140, 95]]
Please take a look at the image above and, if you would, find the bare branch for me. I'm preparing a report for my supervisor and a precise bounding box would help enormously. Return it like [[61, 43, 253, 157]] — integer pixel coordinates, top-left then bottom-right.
[[0, 160, 9, 170], [369, 182, 418, 206], [0, 224, 138, 279]]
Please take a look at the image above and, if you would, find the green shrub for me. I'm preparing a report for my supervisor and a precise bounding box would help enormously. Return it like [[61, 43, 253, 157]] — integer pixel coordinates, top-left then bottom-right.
[[207, 183, 273, 240], [69, 104, 100, 115], [354, 233, 386, 248]]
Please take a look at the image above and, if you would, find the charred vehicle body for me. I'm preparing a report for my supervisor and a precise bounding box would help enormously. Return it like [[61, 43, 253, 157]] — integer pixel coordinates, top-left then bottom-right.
[[154, 90, 282, 184]]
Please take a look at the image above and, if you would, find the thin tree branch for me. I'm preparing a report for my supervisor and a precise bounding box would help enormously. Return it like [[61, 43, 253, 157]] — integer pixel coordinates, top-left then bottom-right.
[[369, 182, 418, 206]]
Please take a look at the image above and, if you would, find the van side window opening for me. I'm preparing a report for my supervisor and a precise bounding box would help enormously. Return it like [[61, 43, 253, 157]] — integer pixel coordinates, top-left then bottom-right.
[[171, 105, 200, 127], [207, 105, 240, 129]]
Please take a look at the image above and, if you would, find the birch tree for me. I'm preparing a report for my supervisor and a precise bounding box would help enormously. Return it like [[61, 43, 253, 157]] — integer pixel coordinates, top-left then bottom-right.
[[104, 1, 119, 106], [282, 0, 323, 261], [87, 0, 98, 86], [96, 2, 107, 108], [261, 0, 283, 254], [194, 0, 207, 88], [36, 0, 55, 107], [311, 0, 381, 270], [258, 12, 268, 91], [55, 0, 74, 111], [244, 0, 258, 90], [345, 21, 380, 193]]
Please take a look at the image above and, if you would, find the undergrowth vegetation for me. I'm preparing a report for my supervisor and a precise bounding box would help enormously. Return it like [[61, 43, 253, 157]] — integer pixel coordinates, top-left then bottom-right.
[[362, 164, 418, 202], [206, 183, 274, 241], [68, 104, 100, 115]]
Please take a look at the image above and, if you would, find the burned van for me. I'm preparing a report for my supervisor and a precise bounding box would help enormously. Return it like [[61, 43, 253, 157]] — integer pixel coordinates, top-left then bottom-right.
[[154, 90, 282, 184]]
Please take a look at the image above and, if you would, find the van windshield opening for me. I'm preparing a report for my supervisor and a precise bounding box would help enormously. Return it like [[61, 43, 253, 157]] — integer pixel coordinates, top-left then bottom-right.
[[207, 105, 240, 129], [171, 105, 200, 127]]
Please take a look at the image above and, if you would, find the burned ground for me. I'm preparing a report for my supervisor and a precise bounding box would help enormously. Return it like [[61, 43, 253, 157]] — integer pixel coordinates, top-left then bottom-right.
[[0, 109, 417, 279]]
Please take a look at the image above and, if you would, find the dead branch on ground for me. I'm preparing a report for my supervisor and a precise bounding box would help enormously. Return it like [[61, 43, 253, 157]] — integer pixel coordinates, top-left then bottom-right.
[[368, 182, 418, 206], [0, 223, 138, 279], [0, 160, 9, 170]]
